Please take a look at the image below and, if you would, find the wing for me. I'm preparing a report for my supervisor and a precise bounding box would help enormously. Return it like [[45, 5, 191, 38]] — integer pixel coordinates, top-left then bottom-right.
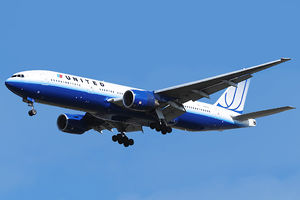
[[83, 113, 143, 133], [155, 58, 291, 104]]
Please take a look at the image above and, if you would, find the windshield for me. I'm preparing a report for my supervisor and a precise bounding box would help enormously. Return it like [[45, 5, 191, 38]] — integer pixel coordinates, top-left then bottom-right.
[[11, 74, 25, 78]]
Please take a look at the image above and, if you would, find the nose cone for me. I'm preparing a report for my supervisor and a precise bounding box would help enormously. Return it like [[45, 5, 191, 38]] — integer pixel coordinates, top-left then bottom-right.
[[5, 79, 13, 89], [5, 79, 20, 94]]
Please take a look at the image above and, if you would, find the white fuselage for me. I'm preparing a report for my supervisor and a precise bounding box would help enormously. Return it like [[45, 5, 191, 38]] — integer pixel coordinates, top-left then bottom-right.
[[5, 70, 255, 132]]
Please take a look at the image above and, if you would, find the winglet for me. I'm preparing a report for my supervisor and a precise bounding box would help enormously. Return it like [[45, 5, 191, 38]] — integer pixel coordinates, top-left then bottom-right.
[[281, 58, 291, 62], [287, 106, 296, 110]]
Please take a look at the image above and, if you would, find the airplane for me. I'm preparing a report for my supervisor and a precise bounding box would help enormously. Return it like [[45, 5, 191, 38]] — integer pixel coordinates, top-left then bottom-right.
[[5, 58, 295, 147]]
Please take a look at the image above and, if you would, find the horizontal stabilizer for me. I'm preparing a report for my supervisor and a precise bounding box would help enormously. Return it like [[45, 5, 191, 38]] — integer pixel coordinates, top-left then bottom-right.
[[233, 106, 295, 121]]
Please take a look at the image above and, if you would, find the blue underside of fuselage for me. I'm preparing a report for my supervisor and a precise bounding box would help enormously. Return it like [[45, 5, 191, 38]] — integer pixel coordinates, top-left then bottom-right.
[[6, 81, 240, 131]]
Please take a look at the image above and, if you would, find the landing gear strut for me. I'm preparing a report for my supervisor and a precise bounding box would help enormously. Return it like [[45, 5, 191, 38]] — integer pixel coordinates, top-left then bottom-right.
[[112, 133, 134, 147], [23, 97, 37, 116]]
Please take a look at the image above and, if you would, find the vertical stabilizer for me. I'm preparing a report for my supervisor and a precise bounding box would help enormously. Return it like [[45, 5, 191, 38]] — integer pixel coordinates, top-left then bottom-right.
[[214, 79, 250, 114]]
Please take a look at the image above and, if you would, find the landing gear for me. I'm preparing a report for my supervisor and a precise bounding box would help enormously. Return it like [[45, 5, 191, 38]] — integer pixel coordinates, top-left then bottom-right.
[[23, 97, 37, 116], [150, 122, 172, 135], [112, 133, 134, 147], [152, 108, 172, 135]]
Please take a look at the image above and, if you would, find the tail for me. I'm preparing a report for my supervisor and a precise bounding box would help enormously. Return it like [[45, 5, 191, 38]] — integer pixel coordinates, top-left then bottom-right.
[[214, 79, 250, 114]]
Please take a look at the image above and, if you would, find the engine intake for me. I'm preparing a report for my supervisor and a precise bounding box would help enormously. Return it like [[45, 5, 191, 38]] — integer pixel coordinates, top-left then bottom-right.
[[123, 90, 158, 111], [57, 114, 90, 134]]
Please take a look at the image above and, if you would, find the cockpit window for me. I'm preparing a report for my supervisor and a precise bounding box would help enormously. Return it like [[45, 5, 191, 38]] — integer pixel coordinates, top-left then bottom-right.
[[11, 74, 24, 78]]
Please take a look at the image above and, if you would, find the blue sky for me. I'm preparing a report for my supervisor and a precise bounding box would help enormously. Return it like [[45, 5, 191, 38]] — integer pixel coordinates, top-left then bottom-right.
[[1, 0, 299, 199]]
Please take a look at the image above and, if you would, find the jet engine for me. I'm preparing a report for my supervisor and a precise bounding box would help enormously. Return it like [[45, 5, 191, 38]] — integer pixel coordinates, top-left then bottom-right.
[[57, 114, 91, 134], [123, 90, 158, 111]]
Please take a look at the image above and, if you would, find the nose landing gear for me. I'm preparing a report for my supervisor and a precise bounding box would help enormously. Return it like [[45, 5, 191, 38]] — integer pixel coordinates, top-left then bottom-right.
[[23, 97, 37, 116]]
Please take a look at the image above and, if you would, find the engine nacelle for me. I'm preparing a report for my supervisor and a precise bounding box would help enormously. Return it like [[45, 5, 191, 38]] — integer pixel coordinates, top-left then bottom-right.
[[57, 114, 90, 134], [123, 90, 158, 111]]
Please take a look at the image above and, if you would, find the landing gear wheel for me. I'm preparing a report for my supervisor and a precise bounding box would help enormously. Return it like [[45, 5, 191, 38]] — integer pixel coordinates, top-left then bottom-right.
[[161, 129, 167, 135], [128, 139, 134, 146], [150, 123, 156, 129], [118, 138, 123, 144], [166, 126, 172, 133], [28, 109, 37, 116], [123, 140, 129, 147], [154, 123, 161, 132], [117, 134, 122, 140], [117, 135, 123, 144], [123, 137, 128, 143], [112, 135, 118, 142]]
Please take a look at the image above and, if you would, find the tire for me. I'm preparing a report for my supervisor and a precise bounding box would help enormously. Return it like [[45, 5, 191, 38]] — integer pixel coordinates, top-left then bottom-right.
[[118, 139, 123, 144], [166, 126, 172, 133], [118, 135, 124, 144], [161, 129, 167, 135], [28, 109, 37, 116], [117, 134, 122, 140], [154, 123, 161, 131], [123, 142, 129, 147], [28, 111, 33, 116], [150, 123, 156, 129], [112, 135, 118, 142], [128, 139, 134, 146], [123, 137, 130, 147]]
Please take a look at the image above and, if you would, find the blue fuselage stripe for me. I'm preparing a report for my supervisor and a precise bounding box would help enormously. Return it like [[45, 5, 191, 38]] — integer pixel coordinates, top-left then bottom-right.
[[7, 80, 242, 131]]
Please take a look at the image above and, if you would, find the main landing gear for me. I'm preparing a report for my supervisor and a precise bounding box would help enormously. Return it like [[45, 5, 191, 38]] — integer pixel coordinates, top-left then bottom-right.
[[23, 97, 37, 116], [153, 108, 172, 135], [112, 133, 134, 147], [149, 121, 172, 135]]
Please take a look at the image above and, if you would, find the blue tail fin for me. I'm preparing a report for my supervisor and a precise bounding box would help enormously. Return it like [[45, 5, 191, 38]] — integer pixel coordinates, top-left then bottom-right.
[[214, 79, 250, 114]]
